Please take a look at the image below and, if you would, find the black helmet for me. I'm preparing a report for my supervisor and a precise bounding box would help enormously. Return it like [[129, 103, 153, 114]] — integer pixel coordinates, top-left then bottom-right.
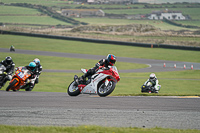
[[5, 56, 12, 65]]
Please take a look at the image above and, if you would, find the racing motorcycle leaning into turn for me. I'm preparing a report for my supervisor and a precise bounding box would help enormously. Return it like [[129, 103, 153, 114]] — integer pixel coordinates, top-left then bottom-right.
[[67, 66, 120, 97], [6, 66, 32, 91], [141, 81, 161, 93]]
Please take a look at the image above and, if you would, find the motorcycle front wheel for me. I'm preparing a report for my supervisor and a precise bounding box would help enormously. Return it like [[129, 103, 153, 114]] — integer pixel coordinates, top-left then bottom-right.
[[6, 79, 18, 91], [67, 81, 80, 96], [97, 80, 115, 97]]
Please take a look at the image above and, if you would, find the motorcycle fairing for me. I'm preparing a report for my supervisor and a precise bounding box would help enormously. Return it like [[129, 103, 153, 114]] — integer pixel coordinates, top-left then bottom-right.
[[8, 67, 32, 91], [81, 73, 108, 94]]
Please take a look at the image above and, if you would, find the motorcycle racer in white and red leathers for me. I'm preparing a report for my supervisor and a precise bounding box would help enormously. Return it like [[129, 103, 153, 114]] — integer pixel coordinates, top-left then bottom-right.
[[75, 54, 116, 85]]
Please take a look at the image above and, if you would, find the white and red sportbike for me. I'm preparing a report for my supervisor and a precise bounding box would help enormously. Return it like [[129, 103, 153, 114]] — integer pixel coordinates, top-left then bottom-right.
[[67, 66, 120, 97]]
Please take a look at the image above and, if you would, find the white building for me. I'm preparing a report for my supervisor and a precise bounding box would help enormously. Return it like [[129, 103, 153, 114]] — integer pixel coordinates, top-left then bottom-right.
[[148, 10, 186, 20]]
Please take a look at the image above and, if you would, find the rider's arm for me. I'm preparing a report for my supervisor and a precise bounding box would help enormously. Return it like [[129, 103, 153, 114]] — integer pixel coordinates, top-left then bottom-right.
[[1, 60, 5, 65], [155, 79, 159, 86], [39, 65, 42, 74], [95, 59, 105, 69], [8, 63, 15, 75], [144, 79, 149, 85]]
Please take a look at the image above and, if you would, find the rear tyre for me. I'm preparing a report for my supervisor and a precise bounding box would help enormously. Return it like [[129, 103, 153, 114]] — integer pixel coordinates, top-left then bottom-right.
[[25, 87, 33, 91], [6, 79, 18, 91], [25, 84, 34, 91], [97, 80, 115, 97], [67, 81, 80, 96]]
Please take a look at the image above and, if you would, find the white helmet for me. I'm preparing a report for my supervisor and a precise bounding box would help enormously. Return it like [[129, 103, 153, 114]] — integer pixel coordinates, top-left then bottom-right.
[[33, 58, 40, 66], [149, 73, 156, 80]]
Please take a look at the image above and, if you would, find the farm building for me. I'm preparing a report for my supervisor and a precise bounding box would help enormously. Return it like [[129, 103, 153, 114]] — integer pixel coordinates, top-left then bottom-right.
[[148, 10, 186, 20], [62, 9, 105, 17]]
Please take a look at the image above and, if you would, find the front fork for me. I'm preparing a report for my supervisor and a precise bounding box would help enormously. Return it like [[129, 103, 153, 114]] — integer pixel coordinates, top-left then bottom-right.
[[104, 78, 110, 87]]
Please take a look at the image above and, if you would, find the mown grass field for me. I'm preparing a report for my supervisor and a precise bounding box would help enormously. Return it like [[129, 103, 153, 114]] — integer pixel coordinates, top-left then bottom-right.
[[0, 5, 72, 25], [0, 6, 40, 14], [175, 20, 200, 27], [0, 16, 72, 25], [0, 0, 71, 7], [1, 2, 200, 30], [74, 18, 197, 30], [0, 34, 199, 96], [1, 35, 200, 62]]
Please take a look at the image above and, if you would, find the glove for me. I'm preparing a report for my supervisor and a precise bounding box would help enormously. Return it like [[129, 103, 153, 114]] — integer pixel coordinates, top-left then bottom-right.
[[3, 72, 7, 75], [26, 79, 30, 83]]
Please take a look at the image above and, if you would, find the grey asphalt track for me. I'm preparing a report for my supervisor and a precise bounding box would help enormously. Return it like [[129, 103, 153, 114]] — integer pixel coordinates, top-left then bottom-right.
[[0, 48, 200, 129], [0, 91, 200, 129]]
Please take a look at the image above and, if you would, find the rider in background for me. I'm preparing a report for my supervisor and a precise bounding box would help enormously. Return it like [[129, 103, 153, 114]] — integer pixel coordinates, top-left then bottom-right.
[[33, 58, 42, 84], [10, 45, 15, 52], [143, 73, 161, 93], [0, 56, 15, 88], [75, 54, 117, 85], [25, 62, 37, 91]]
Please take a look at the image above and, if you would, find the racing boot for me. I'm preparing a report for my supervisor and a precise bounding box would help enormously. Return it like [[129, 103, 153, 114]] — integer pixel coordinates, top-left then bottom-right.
[[0, 79, 7, 89], [74, 75, 79, 86], [78, 76, 85, 84]]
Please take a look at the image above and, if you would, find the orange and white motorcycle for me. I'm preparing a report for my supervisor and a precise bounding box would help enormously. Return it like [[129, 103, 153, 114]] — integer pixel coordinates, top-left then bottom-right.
[[6, 67, 32, 91], [67, 66, 120, 97]]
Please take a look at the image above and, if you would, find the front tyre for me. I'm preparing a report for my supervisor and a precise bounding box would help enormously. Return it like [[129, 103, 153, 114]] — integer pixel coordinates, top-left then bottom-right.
[[97, 80, 116, 97], [67, 81, 80, 96], [6, 79, 18, 91]]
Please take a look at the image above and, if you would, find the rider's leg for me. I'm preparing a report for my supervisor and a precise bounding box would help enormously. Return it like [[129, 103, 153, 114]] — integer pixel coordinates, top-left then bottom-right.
[[2, 75, 12, 87], [75, 68, 95, 85]]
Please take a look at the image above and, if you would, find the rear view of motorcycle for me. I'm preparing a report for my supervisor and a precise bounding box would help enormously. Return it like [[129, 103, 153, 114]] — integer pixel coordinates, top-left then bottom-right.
[[67, 66, 120, 97]]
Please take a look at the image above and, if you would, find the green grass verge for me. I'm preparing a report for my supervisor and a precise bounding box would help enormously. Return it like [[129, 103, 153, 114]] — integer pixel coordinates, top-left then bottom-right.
[[1, 35, 200, 63], [117, 70, 200, 96], [0, 125, 199, 133], [1, 70, 200, 96], [0, 52, 148, 70]]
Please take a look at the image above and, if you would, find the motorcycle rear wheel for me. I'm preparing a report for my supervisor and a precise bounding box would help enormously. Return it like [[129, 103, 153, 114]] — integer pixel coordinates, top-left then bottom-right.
[[67, 81, 80, 96], [97, 80, 115, 97], [6, 79, 18, 91]]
